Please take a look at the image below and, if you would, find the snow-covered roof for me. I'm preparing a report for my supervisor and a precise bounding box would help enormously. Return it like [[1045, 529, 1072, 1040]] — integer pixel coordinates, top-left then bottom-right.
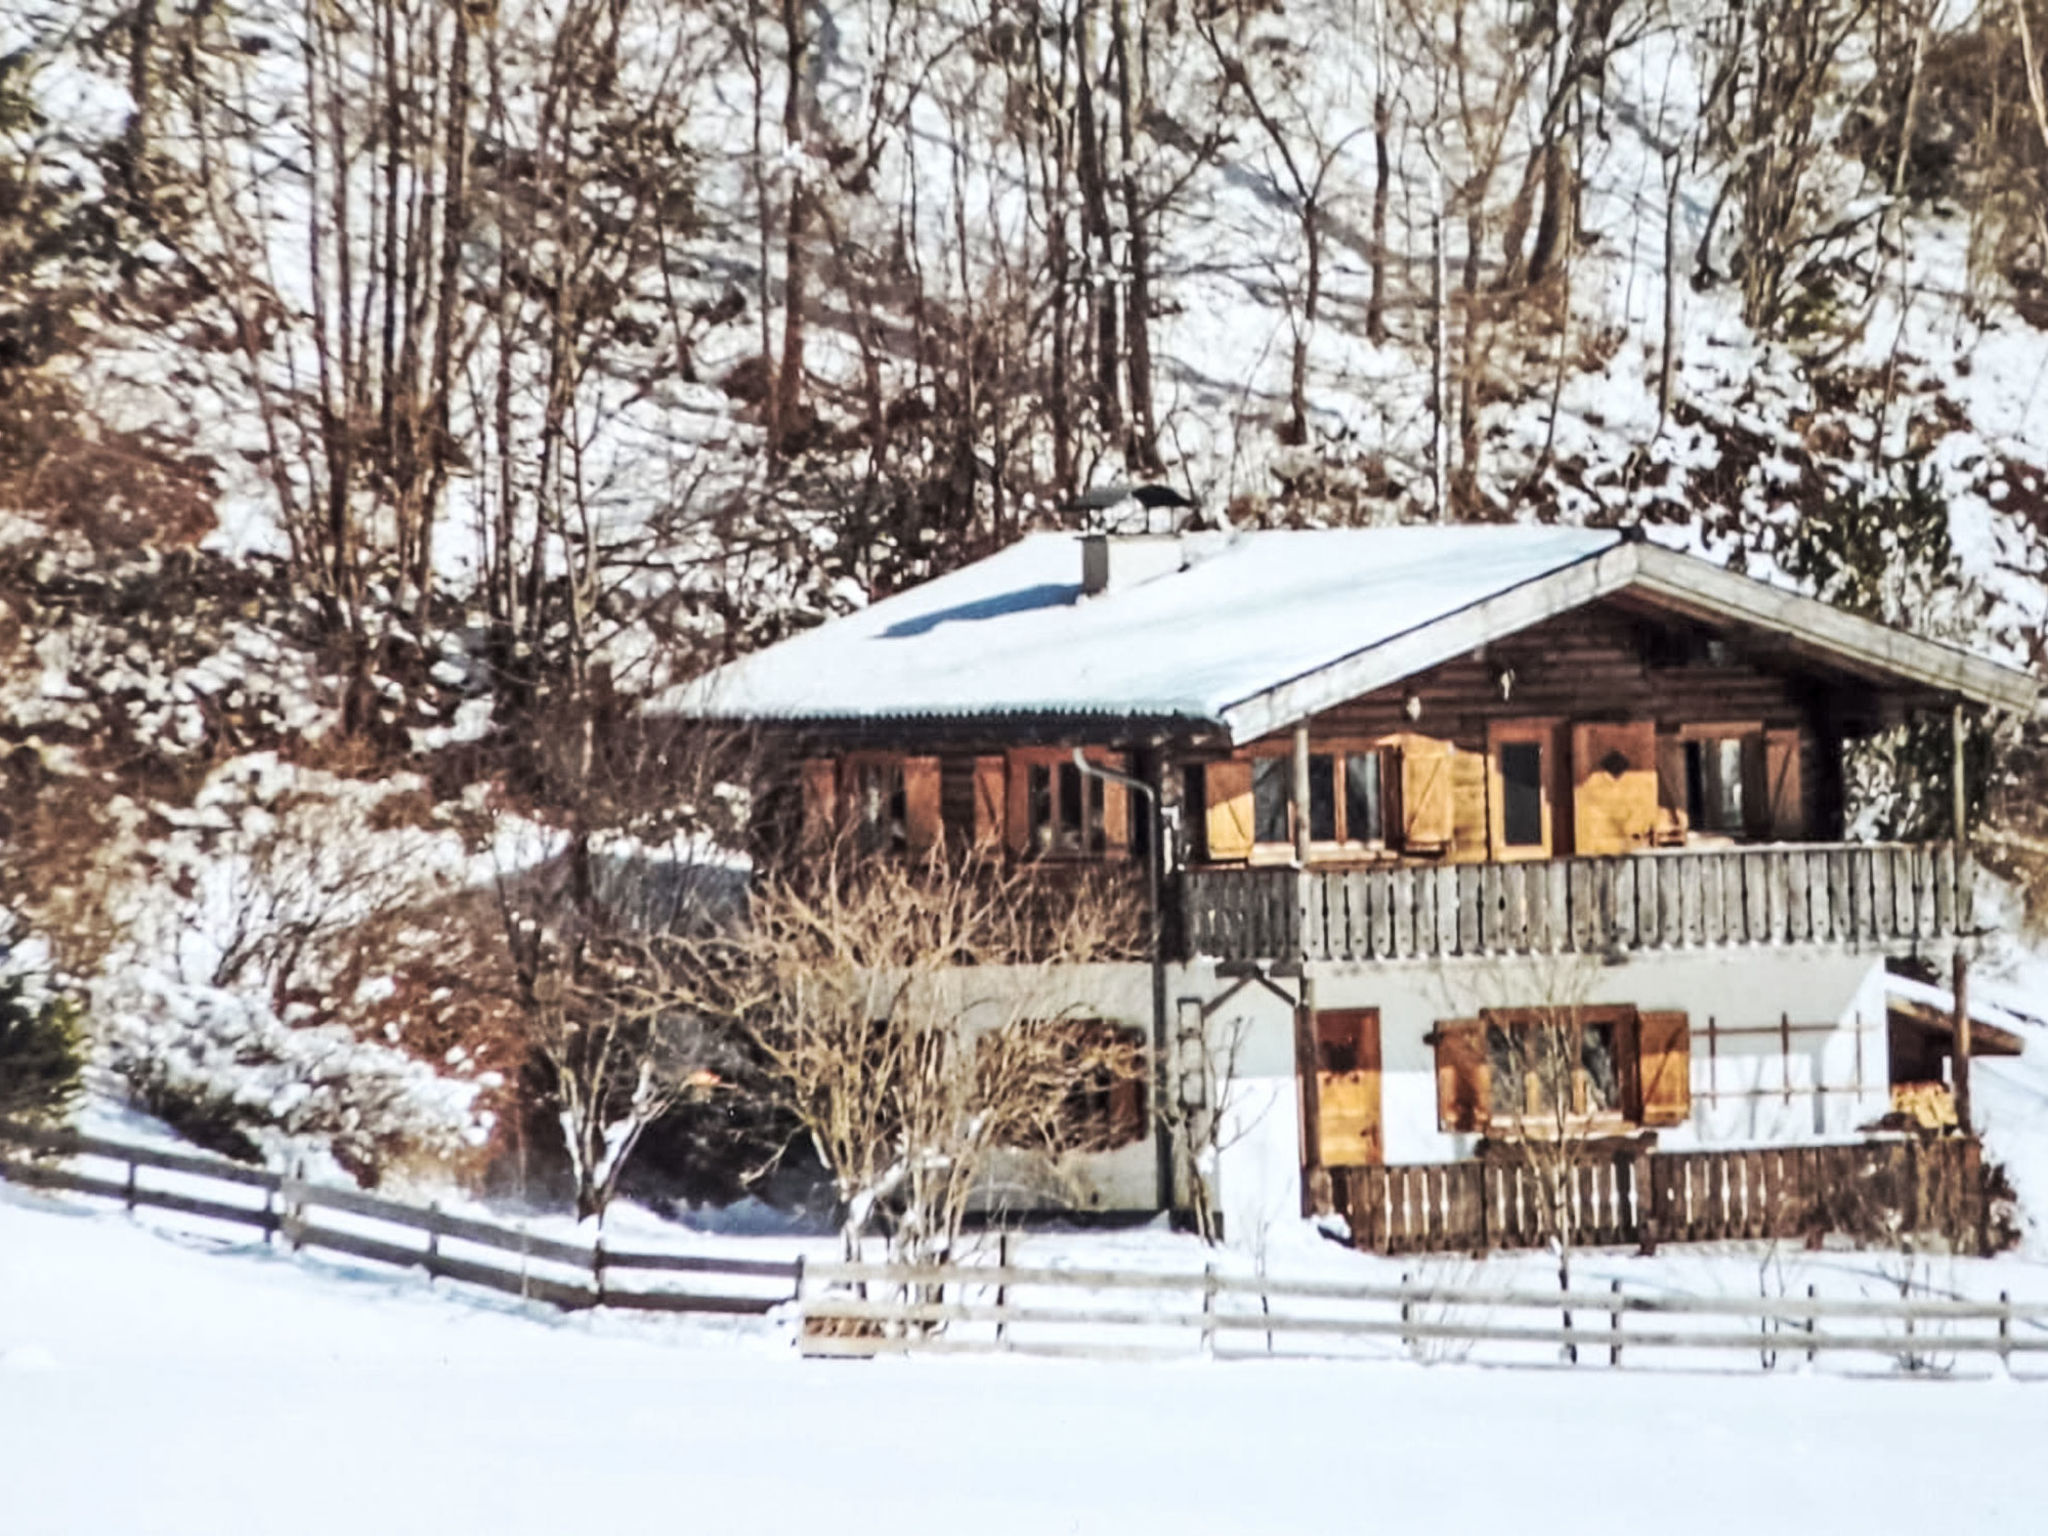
[[659, 527, 2037, 743]]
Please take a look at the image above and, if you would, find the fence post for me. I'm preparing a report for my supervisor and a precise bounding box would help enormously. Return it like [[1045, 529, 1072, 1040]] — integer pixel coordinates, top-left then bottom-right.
[[1201, 1262, 1218, 1357], [1399, 1270, 1413, 1355], [1608, 1279, 1623, 1368], [1999, 1290, 2012, 1377], [262, 1185, 276, 1246], [124, 1157, 137, 1213], [1633, 1147, 1657, 1255], [424, 1202, 440, 1284], [995, 1233, 1010, 1351], [1805, 1284, 1817, 1368], [593, 1233, 607, 1308], [287, 1161, 306, 1251]]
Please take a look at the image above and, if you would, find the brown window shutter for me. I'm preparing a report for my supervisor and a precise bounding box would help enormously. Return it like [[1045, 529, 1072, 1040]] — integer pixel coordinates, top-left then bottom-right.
[[1204, 760, 1254, 861], [800, 758, 839, 848], [972, 756, 1007, 850], [1400, 736, 1454, 850], [1654, 733, 1688, 839], [1635, 1010, 1692, 1126], [1763, 729, 1803, 841], [903, 756, 942, 855], [1100, 762, 1131, 858], [1431, 1018, 1489, 1132], [1005, 750, 1033, 854], [1571, 721, 1659, 856]]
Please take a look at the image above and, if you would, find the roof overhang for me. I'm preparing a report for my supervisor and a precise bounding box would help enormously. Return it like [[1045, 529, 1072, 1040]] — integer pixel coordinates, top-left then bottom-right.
[[1217, 540, 2038, 745]]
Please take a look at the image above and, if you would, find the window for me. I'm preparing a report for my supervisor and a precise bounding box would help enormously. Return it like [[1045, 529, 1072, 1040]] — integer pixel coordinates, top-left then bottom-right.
[[1248, 747, 1390, 850], [1499, 742, 1545, 848], [849, 758, 907, 853], [1434, 1007, 1693, 1133], [1252, 756, 1290, 844], [1670, 722, 1764, 840], [1486, 719, 1557, 860], [1008, 749, 1128, 858], [1685, 736, 1747, 834], [1485, 1012, 1621, 1123], [1026, 760, 1103, 855], [1013, 1020, 1148, 1153]]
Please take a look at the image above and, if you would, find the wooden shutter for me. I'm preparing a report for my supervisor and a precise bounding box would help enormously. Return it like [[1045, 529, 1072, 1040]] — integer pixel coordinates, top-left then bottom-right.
[[1099, 754, 1131, 858], [1571, 721, 1659, 856], [1431, 1018, 1489, 1132], [1204, 760, 1254, 861], [1449, 747, 1489, 863], [1399, 736, 1454, 851], [1764, 728, 1803, 841], [971, 755, 1006, 851], [1654, 733, 1688, 839], [903, 756, 942, 855], [1005, 750, 1033, 854], [1635, 1010, 1692, 1126], [799, 758, 838, 849]]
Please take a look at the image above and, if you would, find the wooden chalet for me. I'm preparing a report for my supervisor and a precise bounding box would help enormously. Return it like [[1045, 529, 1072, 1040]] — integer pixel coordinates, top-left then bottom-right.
[[661, 525, 2038, 1252]]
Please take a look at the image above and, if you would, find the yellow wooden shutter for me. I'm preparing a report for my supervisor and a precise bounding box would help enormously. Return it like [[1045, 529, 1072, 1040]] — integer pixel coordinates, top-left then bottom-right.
[[1204, 760, 1254, 861], [1431, 1018, 1489, 1132], [1449, 747, 1489, 863], [1571, 721, 1659, 856], [800, 758, 838, 849], [1399, 736, 1454, 851], [971, 755, 1006, 851], [1764, 729, 1803, 840], [903, 756, 941, 855], [1636, 1010, 1691, 1126]]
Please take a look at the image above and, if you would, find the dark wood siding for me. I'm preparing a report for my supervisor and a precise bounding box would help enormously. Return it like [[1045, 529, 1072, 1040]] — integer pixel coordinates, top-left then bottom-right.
[[1300, 600, 1825, 745]]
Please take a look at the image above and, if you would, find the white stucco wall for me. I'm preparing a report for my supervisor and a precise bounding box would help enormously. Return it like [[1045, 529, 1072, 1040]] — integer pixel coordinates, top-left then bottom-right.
[[945, 948, 1896, 1252]]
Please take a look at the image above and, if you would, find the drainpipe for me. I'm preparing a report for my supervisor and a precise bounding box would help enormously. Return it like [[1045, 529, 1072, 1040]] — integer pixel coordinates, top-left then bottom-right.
[[1072, 749, 1176, 1215], [1291, 724, 1325, 1216], [1951, 703, 1973, 1136]]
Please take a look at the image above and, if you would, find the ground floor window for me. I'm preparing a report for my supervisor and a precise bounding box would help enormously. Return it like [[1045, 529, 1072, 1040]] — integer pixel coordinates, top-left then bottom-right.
[[1433, 1006, 1691, 1133]]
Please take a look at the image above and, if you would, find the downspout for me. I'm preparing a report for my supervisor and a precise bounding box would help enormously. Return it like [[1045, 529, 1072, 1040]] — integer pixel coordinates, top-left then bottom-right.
[[1072, 749, 1176, 1216], [1951, 702, 1973, 1136]]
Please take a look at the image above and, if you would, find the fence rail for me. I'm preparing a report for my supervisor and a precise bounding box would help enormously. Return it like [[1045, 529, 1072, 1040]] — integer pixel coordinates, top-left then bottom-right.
[[1332, 1136, 1989, 1257], [1185, 842, 1969, 964], [794, 1258, 2048, 1371], [0, 1121, 800, 1316]]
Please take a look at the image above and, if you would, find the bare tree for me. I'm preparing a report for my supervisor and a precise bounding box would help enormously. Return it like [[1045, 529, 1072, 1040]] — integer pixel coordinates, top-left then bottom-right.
[[693, 851, 1145, 1265]]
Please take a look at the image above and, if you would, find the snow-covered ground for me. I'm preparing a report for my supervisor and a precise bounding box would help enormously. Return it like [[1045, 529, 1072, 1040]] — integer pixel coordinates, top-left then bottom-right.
[[5, 1186, 2048, 1536]]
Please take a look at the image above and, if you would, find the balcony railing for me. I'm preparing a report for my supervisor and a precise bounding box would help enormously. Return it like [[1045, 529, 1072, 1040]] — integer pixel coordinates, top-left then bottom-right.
[[1181, 842, 1970, 965]]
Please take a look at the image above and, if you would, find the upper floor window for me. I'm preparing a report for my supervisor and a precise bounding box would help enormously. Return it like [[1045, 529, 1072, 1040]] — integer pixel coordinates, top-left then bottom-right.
[[1008, 748, 1131, 860], [1246, 747, 1390, 852]]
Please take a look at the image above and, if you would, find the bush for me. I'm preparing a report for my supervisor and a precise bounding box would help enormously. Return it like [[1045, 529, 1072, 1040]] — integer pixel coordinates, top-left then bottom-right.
[[0, 977, 85, 1127]]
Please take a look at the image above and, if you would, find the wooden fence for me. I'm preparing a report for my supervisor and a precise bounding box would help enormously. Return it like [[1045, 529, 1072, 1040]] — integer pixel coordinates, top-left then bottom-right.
[[1184, 842, 1968, 964], [1332, 1137, 1990, 1257], [795, 1258, 2048, 1372], [0, 1122, 800, 1315]]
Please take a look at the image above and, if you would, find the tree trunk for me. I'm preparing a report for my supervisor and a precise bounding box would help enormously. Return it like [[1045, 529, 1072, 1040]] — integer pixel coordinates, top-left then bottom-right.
[[1108, 0, 1159, 472]]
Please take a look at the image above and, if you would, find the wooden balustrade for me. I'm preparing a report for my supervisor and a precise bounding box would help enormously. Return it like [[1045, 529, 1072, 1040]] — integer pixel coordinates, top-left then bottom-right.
[[1182, 842, 1968, 964], [1333, 1137, 1989, 1257]]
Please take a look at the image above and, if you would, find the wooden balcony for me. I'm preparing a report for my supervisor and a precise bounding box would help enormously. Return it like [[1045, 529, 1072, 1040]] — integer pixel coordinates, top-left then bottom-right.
[[1181, 842, 1971, 965]]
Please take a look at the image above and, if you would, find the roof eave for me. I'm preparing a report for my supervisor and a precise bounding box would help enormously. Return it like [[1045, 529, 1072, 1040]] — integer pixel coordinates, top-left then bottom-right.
[[1626, 545, 2038, 715], [1219, 541, 1638, 744], [1218, 541, 2039, 744]]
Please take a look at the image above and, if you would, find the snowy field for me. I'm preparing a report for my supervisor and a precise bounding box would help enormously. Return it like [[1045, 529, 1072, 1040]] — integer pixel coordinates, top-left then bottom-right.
[[4, 1190, 2047, 1536]]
